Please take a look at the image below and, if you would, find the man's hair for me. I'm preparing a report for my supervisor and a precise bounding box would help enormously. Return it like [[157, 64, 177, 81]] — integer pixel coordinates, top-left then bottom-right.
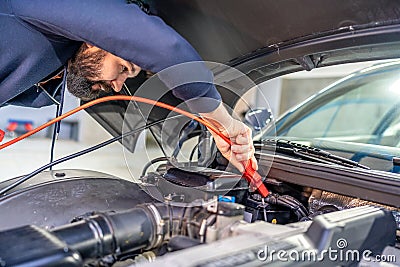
[[67, 44, 112, 101]]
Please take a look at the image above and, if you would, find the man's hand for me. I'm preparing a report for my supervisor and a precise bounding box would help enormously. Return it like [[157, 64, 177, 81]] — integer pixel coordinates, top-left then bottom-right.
[[210, 119, 257, 173], [200, 103, 257, 173]]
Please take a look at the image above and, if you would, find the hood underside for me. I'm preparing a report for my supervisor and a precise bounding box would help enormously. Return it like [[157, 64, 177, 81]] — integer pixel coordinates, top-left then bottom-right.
[[149, 0, 400, 63]]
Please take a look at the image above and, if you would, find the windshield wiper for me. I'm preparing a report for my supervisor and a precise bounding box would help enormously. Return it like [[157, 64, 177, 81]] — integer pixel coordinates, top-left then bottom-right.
[[256, 139, 370, 170]]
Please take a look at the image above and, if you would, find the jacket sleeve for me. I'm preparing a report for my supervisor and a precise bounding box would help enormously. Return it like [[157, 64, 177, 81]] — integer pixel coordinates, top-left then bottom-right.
[[11, 0, 221, 112]]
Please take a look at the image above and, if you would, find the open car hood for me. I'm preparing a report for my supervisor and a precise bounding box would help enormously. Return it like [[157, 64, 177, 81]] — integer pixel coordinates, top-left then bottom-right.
[[88, 0, 400, 152], [149, 0, 400, 65], [1, 3, 400, 264]]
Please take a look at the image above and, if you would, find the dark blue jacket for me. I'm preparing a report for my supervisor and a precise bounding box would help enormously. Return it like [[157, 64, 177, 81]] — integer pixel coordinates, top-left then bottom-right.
[[0, 0, 221, 112]]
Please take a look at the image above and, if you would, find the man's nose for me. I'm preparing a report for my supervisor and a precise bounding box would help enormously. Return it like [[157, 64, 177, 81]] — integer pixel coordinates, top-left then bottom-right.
[[111, 74, 128, 92]]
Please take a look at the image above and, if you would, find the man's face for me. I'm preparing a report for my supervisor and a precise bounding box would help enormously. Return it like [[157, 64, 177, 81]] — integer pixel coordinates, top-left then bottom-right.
[[86, 46, 141, 92]]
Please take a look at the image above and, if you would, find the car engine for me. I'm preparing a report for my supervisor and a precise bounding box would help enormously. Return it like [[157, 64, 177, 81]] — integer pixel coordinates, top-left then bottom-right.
[[0, 158, 399, 267]]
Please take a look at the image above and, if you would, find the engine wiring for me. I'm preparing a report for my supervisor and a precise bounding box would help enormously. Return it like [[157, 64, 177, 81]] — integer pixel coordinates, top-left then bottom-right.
[[49, 66, 68, 170], [0, 95, 269, 197], [0, 118, 169, 196], [122, 83, 169, 158], [141, 156, 170, 177]]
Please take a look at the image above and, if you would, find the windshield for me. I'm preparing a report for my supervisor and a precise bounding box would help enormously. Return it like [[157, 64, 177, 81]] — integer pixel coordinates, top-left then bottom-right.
[[260, 61, 400, 172]]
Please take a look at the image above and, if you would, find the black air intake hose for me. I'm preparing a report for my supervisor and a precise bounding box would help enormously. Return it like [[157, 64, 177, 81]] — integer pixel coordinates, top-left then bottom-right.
[[52, 203, 187, 259], [52, 206, 159, 260], [0, 203, 188, 265]]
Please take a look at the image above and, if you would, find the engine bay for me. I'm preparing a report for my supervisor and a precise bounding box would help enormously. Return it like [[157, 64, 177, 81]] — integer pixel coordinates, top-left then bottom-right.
[[0, 157, 398, 267]]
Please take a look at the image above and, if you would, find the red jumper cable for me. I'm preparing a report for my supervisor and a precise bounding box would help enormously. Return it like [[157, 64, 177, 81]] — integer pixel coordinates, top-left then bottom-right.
[[0, 95, 269, 197]]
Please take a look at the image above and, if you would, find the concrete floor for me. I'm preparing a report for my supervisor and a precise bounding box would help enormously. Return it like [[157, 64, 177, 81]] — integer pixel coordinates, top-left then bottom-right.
[[0, 136, 165, 183]]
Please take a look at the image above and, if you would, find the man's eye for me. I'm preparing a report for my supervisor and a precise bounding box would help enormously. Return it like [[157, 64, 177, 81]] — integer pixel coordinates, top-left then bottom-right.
[[120, 66, 128, 74]]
